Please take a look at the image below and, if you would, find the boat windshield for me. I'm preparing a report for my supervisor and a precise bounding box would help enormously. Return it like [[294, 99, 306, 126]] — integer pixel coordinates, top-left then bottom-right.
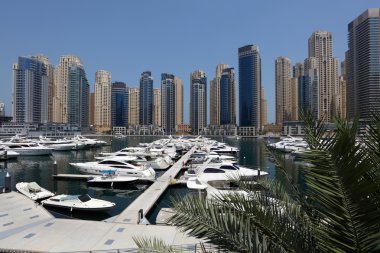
[[78, 194, 92, 202]]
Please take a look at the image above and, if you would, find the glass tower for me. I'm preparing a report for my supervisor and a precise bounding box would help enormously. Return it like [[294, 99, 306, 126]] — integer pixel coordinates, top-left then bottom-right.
[[161, 73, 176, 134], [347, 8, 380, 120], [12, 56, 48, 123], [190, 70, 207, 134], [139, 71, 153, 125], [112, 82, 129, 127], [220, 67, 236, 125], [67, 63, 89, 128], [238, 45, 261, 128]]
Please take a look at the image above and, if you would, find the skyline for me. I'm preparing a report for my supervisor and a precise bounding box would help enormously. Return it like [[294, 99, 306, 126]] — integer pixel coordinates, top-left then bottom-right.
[[0, 0, 377, 123]]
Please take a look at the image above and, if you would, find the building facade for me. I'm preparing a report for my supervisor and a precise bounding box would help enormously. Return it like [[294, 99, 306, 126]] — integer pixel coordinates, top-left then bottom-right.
[[12, 56, 49, 123], [175, 77, 183, 126], [347, 8, 380, 120], [210, 64, 229, 126], [53, 55, 82, 124], [153, 88, 161, 127], [67, 61, 89, 128], [190, 70, 207, 135], [94, 70, 112, 132], [139, 71, 153, 125], [129, 87, 140, 125], [306, 31, 339, 122], [111, 82, 129, 127], [275, 57, 292, 125], [161, 73, 176, 134], [238, 45, 261, 130], [219, 67, 236, 125]]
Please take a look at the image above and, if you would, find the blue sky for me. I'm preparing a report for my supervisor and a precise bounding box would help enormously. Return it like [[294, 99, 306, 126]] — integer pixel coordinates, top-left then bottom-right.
[[0, 0, 376, 123]]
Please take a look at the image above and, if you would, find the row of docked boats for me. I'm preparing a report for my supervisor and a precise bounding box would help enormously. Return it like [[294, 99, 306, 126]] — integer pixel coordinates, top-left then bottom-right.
[[267, 135, 309, 159], [0, 134, 107, 158]]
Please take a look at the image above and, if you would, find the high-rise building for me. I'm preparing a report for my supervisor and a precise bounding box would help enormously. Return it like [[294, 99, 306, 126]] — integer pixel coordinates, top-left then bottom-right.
[[290, 77, 299, 121], [347, 8, 380, 120], [67, 61, 89, 128], [161, 73, 181, 134], [34, 55, 54, 122], [153, 88, 161, 126], [139, 71, 153, 125], [12, 56, 49, 123], [112, 82, 128, 127], [275, 57, 292, 125], [94, 70, 112, 132], [0, 103, 4, 117], [89, 93, 95, 127], [238, 45, 261, 129], [190, 70, 207, 134], [210, 64, 229, 125], [53, 55, 82, 124], [261, 88, 267, 126], [306, 31, 339, 121], [219, 67, 236, 125], [129, 87, 139, 125], [175, 77, 183, 126]]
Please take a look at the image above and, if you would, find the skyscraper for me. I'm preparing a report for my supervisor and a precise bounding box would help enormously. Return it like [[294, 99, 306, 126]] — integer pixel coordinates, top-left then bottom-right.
[[190, 70, 207, 134], [139, 71, 153, 125], [261, 88, 267, 126], [175, 77, 183, 126], [67, 61, 89, 128], [34, 55, 54, 122], [275, 57, 292, 125], [129, 87, 139, 125], [153, 88, 161, 126], [161, 73, 178, 134], [219, 67, 236, 125], [0, 103, 4, 117], [306, 31, 339, 121], [94, 70, 112, 132], [112, 82, 128, 127], [238, 45, 261, 129], [53, 55, 82, 124], [347, 8, 380, 120], [12, 56, 49, 123], [210, 64, 229, 126]]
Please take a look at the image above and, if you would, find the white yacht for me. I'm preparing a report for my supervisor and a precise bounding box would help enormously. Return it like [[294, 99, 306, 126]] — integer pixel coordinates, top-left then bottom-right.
[[70, 157, 156, 181], [38, 136, 77, 151], [95, 153, 172, 170], [41, 194, 115, 211], [87, 171, 139, 187], [0, 141, 52, 156], [16, 182, 55, 201]]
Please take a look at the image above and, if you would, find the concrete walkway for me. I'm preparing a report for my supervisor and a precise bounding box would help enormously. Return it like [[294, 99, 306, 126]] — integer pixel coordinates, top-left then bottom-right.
[[0, 192, 201, 252], [114, 146, 196, 224]]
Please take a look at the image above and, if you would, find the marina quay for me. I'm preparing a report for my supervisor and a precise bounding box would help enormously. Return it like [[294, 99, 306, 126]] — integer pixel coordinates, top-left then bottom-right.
[[0, 135, 255, 252]]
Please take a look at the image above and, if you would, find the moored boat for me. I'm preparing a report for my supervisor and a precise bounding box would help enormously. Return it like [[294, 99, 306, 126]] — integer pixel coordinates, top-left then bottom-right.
[[41, 194, 115, 211], [16, 182, 55, 201]]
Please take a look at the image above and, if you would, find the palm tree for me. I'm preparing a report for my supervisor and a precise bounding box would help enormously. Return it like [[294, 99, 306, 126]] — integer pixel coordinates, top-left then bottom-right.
[[135, 112, 380, 252]]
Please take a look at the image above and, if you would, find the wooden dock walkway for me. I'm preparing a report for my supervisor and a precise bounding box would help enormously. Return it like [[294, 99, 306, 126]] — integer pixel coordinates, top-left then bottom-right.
[[53, 174, 93, 180], [114, 146, 196, 224]]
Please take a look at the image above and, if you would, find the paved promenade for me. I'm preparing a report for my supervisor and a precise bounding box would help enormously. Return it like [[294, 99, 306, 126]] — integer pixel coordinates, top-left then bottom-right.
[[114, 146, 196, 224]]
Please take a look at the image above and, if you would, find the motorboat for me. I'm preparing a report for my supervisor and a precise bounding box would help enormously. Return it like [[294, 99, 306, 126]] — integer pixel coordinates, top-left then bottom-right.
[[16, 182, 55, 201], [37, 136, 77, 151], [69, 157, 156, 181], [96, 153, 173, 170], [0, 142, 52, 156], [0, 145, 19, 160], [87, 170, 139, 187], [41, 194, 115, 211]]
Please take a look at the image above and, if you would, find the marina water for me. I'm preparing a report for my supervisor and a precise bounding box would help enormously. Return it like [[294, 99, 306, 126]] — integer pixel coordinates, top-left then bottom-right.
[[0, 136, 296, 222]]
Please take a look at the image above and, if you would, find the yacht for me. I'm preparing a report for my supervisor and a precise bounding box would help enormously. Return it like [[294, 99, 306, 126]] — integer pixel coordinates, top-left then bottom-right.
[[16, 182, 55, 201], [87, 171, 139, 187], [0, 141, 52, 156], [37, 136, 77, 151], [41, 194, 115, 212], [95, 153, 173, 170], [69, 157, 156, 181]]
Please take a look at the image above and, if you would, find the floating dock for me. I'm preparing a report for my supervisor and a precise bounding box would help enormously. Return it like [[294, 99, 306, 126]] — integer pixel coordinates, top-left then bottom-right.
[[114, 146, 196, 224]]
